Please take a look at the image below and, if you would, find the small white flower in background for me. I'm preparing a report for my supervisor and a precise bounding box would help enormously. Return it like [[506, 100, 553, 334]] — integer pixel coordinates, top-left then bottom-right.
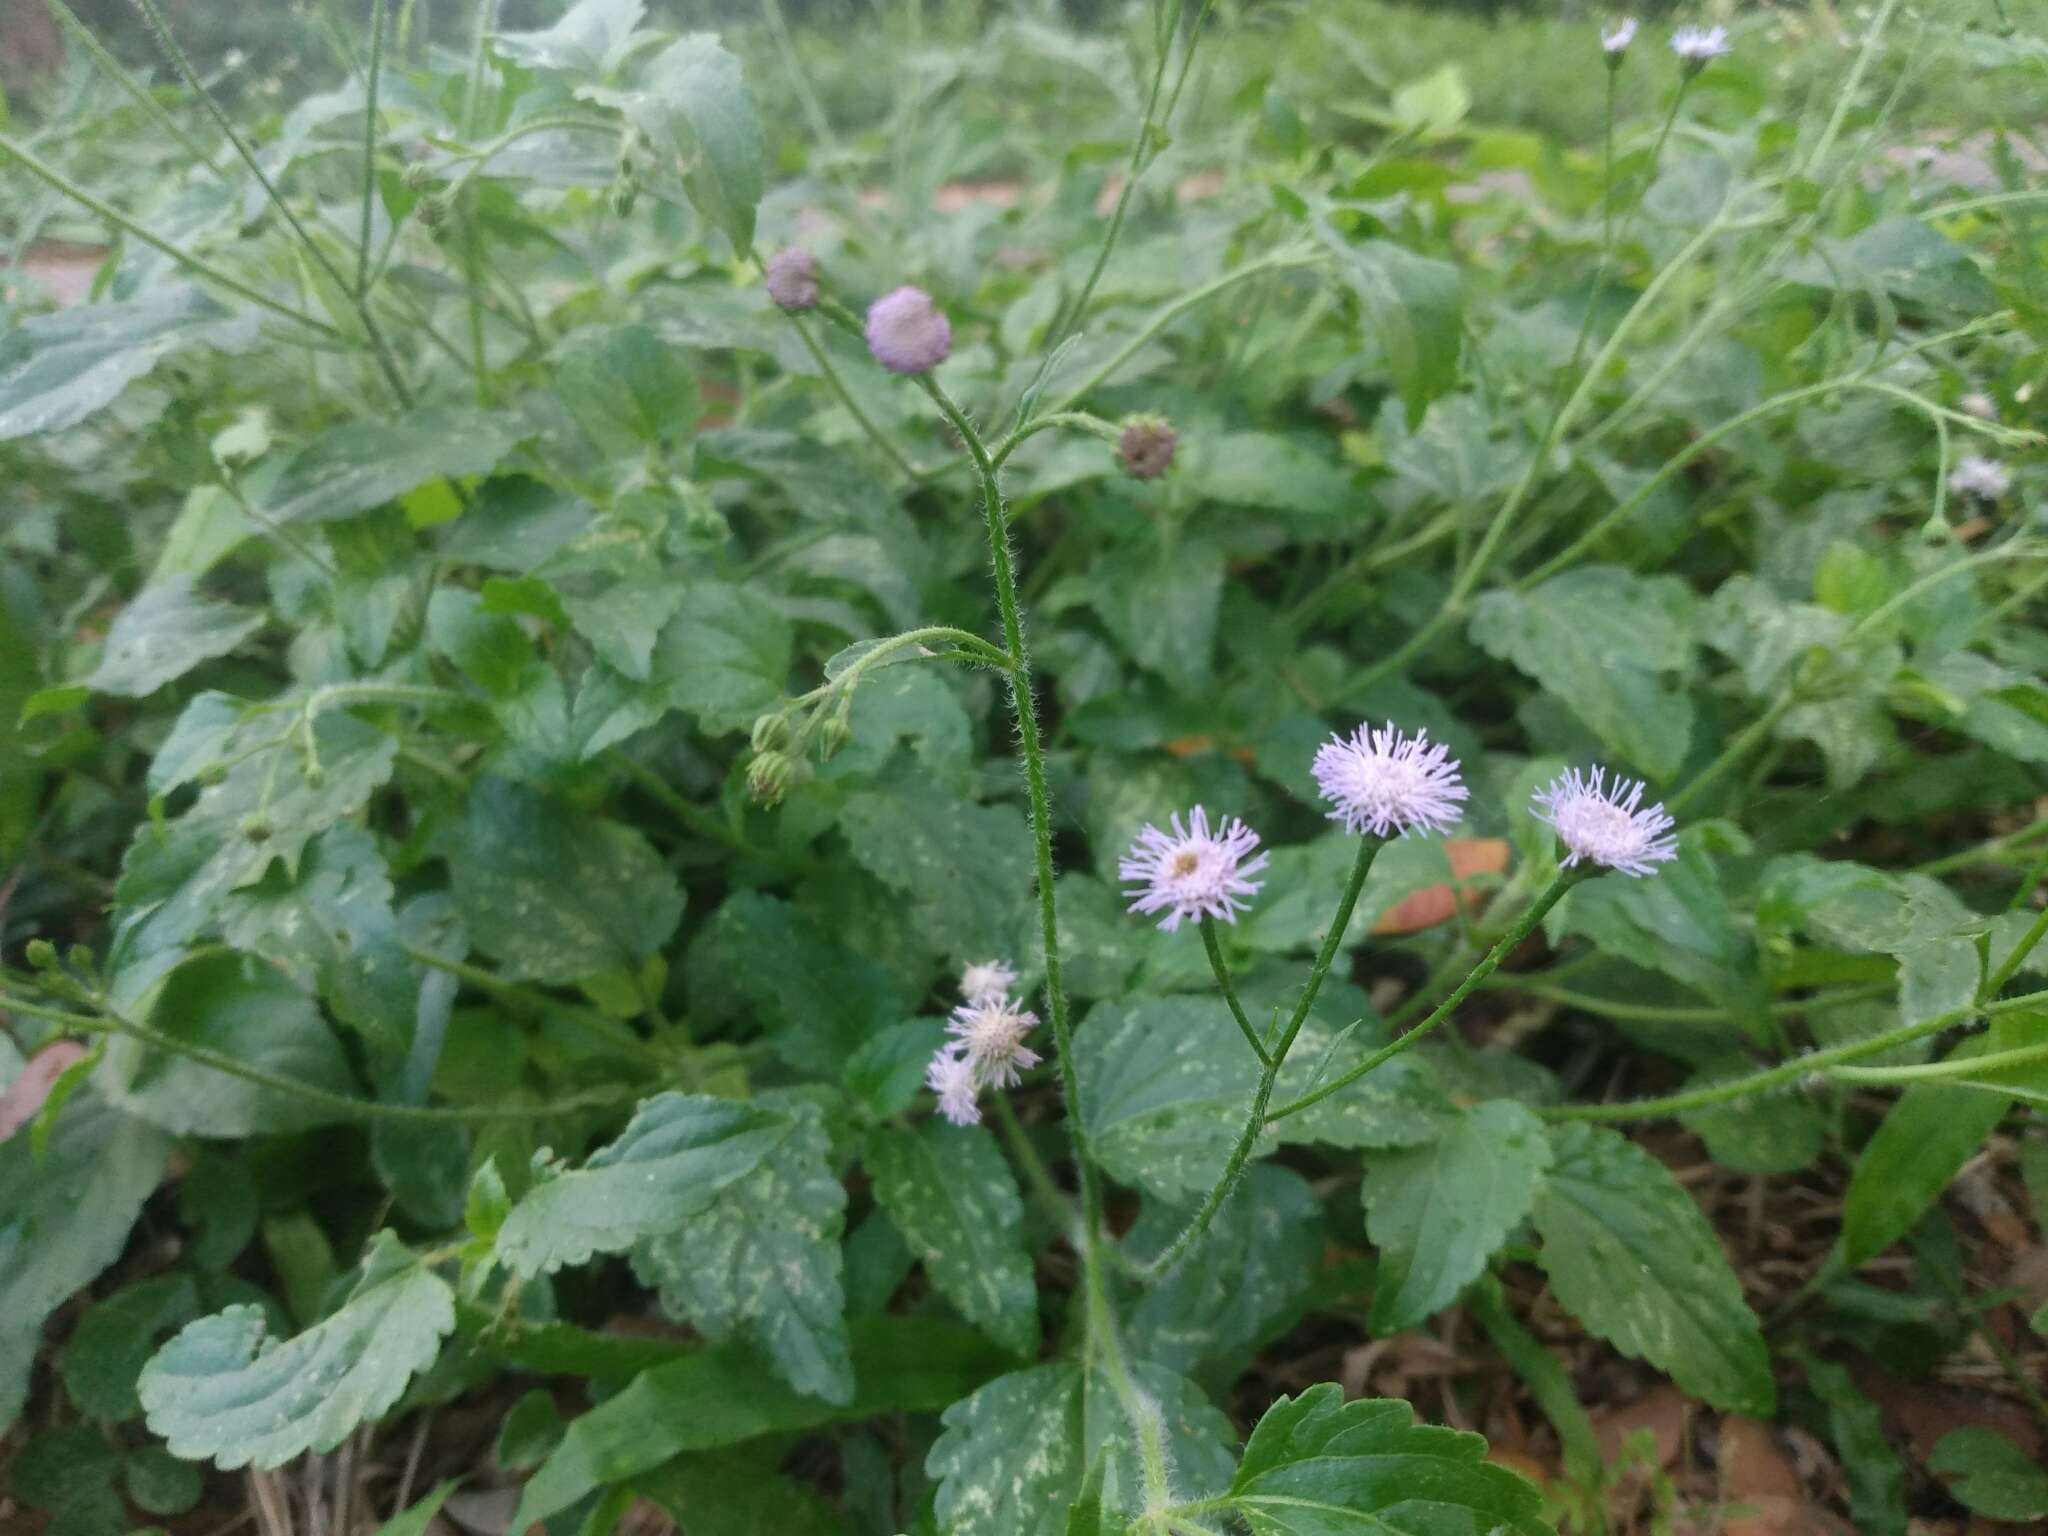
[[1533, 766, 1679, 876], [1120, 806, 1270, 932], [1312, 722, 1469, 838], [947, 994, 1042, 1089], [1960, 392, 1998, 421], [1950, 455, 2013, 501], [958, 959, 1020, 1006], [925, 1046, 982, 1127], [1602, 18, 1639, 55], [1670, 23, 1731, 67]]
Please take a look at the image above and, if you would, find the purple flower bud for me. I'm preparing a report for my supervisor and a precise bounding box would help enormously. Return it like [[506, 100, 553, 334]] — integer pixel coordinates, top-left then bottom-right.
[[1117, 414, 1179, 480], [764, 248, 820, 312], [865, 286, 952, 375]]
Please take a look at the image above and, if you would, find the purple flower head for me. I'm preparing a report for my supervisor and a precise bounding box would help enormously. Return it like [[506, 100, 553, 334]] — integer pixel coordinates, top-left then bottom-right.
[[1119, 806, 1270, 932], [946, 994, 1042, 1089], [1118, 414, 1179, 479], [1533, 765, 1678, 877], [1601, 17, 1639, 55], [865, 286, 952, 374], [959, 959, 1020, 1006], [1950, 455, 2011, 501], [925, 1045, 981, 1127], [765, 247, 820, 312], [1313, 722, 1468, 838], [1670, 24, 1730, 68]]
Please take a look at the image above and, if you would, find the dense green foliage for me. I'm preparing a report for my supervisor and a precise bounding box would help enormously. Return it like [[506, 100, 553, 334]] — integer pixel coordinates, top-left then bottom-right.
[[2, 1, 2047, 1532]]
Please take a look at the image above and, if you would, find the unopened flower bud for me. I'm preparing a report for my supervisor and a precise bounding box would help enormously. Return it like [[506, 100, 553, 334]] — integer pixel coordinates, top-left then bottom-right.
[[816, 707, 852, 759], [25, 938, 59, 971], [765, 248, 821, 313], [403, 162, 435, 193], [751, 712, 792, 753], [865, 285, 951, 374], [418, 195, 450, 236], [747, 750, 794, 805], [240, 814, 273, 843], [1117, 414, 1179, 480], [609, 173, 640, 219]]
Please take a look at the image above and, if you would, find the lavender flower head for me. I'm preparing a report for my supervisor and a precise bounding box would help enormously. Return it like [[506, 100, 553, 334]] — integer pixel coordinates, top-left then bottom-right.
[[865, 286, 952, 374], [1670, 24, 1730, 68], [1118, 414, 1179, 479], [1313, 722, 1469, 838], [946, 994, 1042, 1089], [764, 247, 820, 312], [1950, 455, 2012, 501], [1533, 766, 1678, 877], [1120, 806, 1269, 932], [959, 959, 1020, 1006], [925, 1046, 981, 1127], [1601, 17, 1639, 55]]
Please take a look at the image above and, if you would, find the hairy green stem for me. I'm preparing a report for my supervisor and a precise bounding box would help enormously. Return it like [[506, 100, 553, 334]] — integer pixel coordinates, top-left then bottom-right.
[[1268, 867, 1579, 1125], [46, 0, 221, 171], [358, 0, 388, 296], [1829, 1040, 2048, 1086], [767, 283, 922, 479], [1201, 918, 1270, 1066], [1487, 978, 1893, 1025]]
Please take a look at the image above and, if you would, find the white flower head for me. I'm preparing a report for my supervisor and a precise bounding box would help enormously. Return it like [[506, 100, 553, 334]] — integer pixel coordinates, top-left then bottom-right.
[[1670, 24, 1731, 66], [1950, 455, 2012, 501], [1312, 721, 1469, 839], [946, 995, 1042, 1089], [1602, 17, 1639, 55], [1533, 766, 1679, 877], [925, 1045, 981, 1127], [1119, 806, 1269, 932], [958, 959, 1020, 1006], [1960, 391, 1998, 421]]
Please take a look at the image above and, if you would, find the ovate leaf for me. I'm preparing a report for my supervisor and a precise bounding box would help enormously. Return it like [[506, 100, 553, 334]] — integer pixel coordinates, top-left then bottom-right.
[[1532, 1122, 1772, 1413], [139, 1233, 455, 1469], [1927, 1427, 2048, 1521], [866, 1120, 1037, 1357], [86, 577, 263, 697], [625, 36, 763, 251], [1364, 1101, 1552, 1333], [1836, 1079, 2010, 1274], [840, 779, 1033, 967], [263, 407, 517, 525], [493, 1093, 789, 1276]]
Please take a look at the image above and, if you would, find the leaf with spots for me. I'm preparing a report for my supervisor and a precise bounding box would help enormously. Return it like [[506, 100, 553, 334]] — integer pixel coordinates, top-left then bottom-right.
[[632, 1093, 853, 1404], [138, 1232, 455, 1470], [840, 775, 1033, 966], [85, 577, 264, 698], [493, 1093, 791, 1277], [865, 1120, 1037, 1357]]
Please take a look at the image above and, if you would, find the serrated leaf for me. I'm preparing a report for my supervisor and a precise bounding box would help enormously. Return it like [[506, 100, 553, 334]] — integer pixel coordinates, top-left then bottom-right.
[[615, 35, 763, 251], [1836, 1078, 2010, 1274], [1225, 1384, 1552, 1535], [139, 1233, 455, 1469], [1321, 235, 1463, 424], [633, 1094, 852, 1403], [1533, 1122, 1772, 1413], [263, 407, 517, 525], [1364, 1101, 1552, 1333], [866, 1120, 1037, 1357], [552, 322, 698, 456], [927, 1361, 1238, 1536], [62, 1274, 201, 1422], [0, 284, 259, 441], [493, 1092, 789, 1276], [446, 777, 684, 984], [840, 778, 1033, 966], [493, 0, 643, 74], [0, 1090, 169, 1433], [85, 577, 263, 698]]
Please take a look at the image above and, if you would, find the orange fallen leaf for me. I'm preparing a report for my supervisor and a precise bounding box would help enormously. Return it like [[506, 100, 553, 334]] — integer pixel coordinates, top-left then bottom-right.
[[0, 1040, 87, 1143], [1372, 838, 1511, 935]]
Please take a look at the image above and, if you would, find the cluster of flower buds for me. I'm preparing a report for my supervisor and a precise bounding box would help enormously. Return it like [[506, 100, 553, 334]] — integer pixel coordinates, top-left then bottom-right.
[[1119, 723, 1679, 933], [744, 696, 853, 806], [924, 960, 1041, 1127]]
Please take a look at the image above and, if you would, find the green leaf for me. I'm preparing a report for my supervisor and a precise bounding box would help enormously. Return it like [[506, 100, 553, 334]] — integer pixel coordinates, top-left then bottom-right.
[[574, 579, 792, 749], [85, 577, 263, 697], [1091, 541, 1226, 695], [553, 322, 699, 456], [1363, 1101, 1552, 1333], [1551, 844, 1764, 1025], [866, 1120, 1037, 1357], [139, 1233, 456, 1470], [493, 0, 643, 75], [124, 1444, 202, 1516], [446, 777, 684, 985], [62, 1274, 201, 1422], [263, 407, 517, 525], [632, 1093, 853, 1403], [0, 284, 258, 441], [636, 1451, 854, 1536], [1928, 1427, 2048, 1521], [371, 1117, 471, 1230], [102, 953, 357, 1137], [840, 778, 1033, 966], [371, 1480, 457, 1536], [493, 1092, 790, 1277], [927, 1360, 1238, 1536], [1322, 236, 1463, 424], [1784, 217, 2000, 318], [1800, 1353, 1906, 1536], [1124, 1163, 1321, 1375], [1181, 433, 1358, 517], [513, 1318, 1004, 1530], [1532, 1122, 1772, 1413], [1471, 565, 1697, 780], [1389, 64, 1470, 138], [0, 1090, 169, 1432], [1224, 1384, 1552, 1535], [1836, 1079, 2010, 1273], [626, 35, 764, 252]]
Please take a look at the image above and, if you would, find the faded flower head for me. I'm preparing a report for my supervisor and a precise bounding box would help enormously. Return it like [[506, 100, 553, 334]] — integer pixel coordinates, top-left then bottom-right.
[[1950, 455, 2012, 501], [1118, 414, 1179, 479], [765, 247, 820, 312], [1312, 722, 1469, 838], [1601, 17, 1639, 56], [959, 959, 1020, 1006], [1960, 391, 1998, 421], [925, 1045, 981, 1127], [865, 285, 952, 374], [946, 994, 1042, 1089], [1670, 24, 1730, 68], [1120, 806, 1269, 932], [1533, 766, 1678, 877]]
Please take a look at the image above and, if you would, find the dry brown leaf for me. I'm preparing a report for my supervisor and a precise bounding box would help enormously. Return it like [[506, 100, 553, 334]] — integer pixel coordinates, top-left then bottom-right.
[[1372, 838, 1511, 936]]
